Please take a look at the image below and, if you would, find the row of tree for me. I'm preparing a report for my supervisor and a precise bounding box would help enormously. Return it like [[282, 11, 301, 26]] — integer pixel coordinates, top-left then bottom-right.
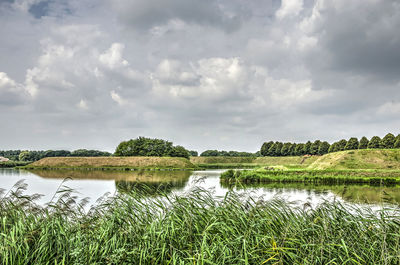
[[260, 133, 400, 157], [114, 137, 193, 159], [200, 150, 259, 157], [0, 149, 112, 162]]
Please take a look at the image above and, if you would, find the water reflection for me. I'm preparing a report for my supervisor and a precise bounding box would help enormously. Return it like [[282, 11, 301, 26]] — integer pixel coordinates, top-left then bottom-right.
[[30, 169, 191, 196], [1, 169, 399, 208], [221, 181, 400, 205]]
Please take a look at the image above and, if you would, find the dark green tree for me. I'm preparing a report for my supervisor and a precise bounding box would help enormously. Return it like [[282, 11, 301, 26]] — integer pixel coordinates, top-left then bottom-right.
[[358, 137, 369, 149], [381, 133, 396, 149], [260, 141, 274, 156], [115, 137, 189, 158], [294, 144, 305, 156], [344, 137, 359, 150], [188, 150, 198, 157], [169, 146, 190, 159], [275, 142, 283, 156], [310, 140, 321, 155], [394, 139, 400, 148], [337, 139, 347, 151], [328, 142, 338, 153], [303, 141, 312, 155], [280, 143, 292, 156], [368, 136, 381, 149], [268, 143, 278, 156], [318, 141, 330, 155], [289, 143, 297, 156]]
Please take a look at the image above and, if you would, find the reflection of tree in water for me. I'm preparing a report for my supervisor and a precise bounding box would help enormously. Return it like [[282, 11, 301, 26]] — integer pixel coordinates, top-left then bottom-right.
[[115, 170, 191, 196], [221, 181, 400, 205], [29, 168, 191, 196], [115, 180, 188, 195]]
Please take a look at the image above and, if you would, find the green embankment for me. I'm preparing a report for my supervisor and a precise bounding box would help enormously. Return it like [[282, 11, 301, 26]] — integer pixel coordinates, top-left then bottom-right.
[[23, 156, 195, 170], [308, 149, 400, 170], [0, 161, 31, 168], [222, 149, 400, 184], [190, 156, 318, 169]]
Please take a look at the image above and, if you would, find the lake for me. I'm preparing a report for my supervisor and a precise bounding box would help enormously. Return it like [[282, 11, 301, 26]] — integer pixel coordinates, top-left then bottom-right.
[[0, 168, 399, 208]]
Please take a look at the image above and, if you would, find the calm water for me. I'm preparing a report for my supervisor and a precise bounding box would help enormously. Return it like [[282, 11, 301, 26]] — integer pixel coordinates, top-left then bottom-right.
[[1, 168, 399, 208]]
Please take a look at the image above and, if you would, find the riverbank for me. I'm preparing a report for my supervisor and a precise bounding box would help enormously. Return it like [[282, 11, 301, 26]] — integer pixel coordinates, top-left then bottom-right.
[[1, 187, 399, 264], [22, 156, 196, 170], [221, 168, 400, 185]]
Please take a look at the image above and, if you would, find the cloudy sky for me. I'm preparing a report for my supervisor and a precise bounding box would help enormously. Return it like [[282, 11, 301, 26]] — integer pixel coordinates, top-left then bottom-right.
[[1, 0, 399, 153]]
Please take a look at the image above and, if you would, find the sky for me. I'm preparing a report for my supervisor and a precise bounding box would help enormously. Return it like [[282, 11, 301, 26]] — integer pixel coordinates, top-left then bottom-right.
[[0, 0, 400, 153]]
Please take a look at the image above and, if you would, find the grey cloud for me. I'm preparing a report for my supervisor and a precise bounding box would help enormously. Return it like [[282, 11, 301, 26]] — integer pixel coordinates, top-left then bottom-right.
[[113, 0, 242, 32], [0, 0, 400, 152]]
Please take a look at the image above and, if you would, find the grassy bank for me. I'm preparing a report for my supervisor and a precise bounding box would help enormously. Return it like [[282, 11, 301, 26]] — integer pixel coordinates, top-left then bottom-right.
[[22, 156, 195, 170], [0, 161, 31, 168], [190, 156, 318, 169], [308, 149, 400, 170], [1, 186, 400, 264], [221, 168, 400, 185]]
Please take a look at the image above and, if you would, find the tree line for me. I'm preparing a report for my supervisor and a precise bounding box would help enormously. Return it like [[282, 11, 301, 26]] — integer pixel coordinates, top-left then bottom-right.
[[114, 137, 195, 159], [0, 149, 112, 162], [260, 133, 400, 157], [200, 150, 260, 157]]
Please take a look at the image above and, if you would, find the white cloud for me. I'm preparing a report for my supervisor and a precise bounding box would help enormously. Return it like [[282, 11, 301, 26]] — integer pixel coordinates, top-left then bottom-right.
[[110, 90, 126, 105], [77, 99, 88, 110], [276, 0, 304, 19], [99, 43, 129, 69]]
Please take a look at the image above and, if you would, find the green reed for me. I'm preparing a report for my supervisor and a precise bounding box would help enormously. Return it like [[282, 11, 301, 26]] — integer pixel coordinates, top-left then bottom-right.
[[1, 180, 400, 264]]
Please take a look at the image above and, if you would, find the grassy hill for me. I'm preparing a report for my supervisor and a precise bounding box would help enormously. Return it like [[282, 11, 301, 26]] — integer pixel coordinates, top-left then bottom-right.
[[308, 149, 400, 170], [190, 156, 318, 169], [26, 156, 195, 170]]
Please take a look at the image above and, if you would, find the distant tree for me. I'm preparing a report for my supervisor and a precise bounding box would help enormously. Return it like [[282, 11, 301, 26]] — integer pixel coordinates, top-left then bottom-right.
[[71, 149, 111, 157], [260, 141, 274, 156], [200, 150, 219, 156], [337, 139, 347, 151], [328, 142, 338, 153], [318, 141, 330, 155], [294, 144, 305, 156], [345, 137, 359, 150], [188, 150, 198, 157], [303, 141, 312, 155], [280, 143, 292, 156], [267, 143, 277, 156], [310, 140, 321, 155], [394, 139, 400, 148], [289, 143, 297, 156], [368, 136, 381, 149], [381, 133, 396, 149], [19, 151, 33, 162], [169, 146, 190, 159], [275, 142, 283, 156], [115, 137, 189, 158], [358, 137, 369, 149]]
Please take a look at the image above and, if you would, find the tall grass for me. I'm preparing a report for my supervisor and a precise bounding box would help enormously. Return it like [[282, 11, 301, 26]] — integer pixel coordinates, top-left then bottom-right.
[[1, 181, 400, 264]]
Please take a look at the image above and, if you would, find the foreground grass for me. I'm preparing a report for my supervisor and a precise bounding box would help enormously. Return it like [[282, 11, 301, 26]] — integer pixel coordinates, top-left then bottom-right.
[[221, 168, 400, 185], [1, 183, 400, 264]]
